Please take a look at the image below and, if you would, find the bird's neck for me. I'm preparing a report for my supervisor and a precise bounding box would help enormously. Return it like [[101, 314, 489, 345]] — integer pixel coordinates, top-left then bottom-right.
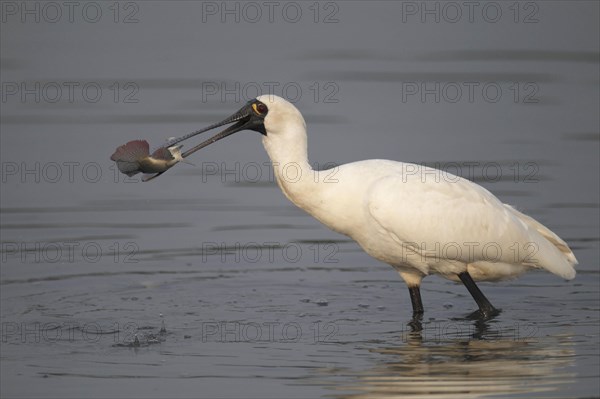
[[261, 130, 319, 212], [261, 127, 357, 237]]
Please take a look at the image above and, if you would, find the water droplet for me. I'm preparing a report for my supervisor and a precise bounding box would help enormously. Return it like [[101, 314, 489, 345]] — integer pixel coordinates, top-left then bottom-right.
[[316, 299, 328, 306]]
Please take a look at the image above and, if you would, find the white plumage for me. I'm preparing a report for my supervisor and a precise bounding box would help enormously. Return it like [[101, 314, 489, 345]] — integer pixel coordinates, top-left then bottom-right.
[[192, 94, 578, 317], [256, 95, 576, 316]]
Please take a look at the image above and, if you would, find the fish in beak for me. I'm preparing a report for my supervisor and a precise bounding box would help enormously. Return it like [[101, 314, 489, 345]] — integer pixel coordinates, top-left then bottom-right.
[[110, 99, 268, 181], [110, 139, 186, 181]]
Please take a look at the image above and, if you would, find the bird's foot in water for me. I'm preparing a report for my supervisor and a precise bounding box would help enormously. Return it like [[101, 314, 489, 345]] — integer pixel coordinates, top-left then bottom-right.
[[407, 312, 424, 332], [466, 307, 501, 320]]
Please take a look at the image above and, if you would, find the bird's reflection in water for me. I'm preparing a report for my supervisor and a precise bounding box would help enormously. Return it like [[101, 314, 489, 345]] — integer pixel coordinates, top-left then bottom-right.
[[332, 319, 574, 399]]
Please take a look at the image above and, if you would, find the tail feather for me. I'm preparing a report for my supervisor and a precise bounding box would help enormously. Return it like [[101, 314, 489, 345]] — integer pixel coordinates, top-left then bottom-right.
[[506, 205, 577, 279]]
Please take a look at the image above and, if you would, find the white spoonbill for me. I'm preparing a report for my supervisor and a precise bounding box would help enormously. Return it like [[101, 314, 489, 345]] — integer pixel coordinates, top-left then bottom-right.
[[176, 95, 578, 318]]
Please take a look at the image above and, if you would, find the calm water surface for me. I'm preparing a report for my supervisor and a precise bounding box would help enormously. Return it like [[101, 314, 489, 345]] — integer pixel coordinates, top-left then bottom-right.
[[1, 2, 598, 398]]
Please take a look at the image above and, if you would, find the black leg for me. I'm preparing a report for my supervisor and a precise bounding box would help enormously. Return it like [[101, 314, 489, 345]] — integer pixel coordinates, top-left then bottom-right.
[[408, 285, 424, 315], [407, 286, 424, 332], [458, 272, 499, 318]]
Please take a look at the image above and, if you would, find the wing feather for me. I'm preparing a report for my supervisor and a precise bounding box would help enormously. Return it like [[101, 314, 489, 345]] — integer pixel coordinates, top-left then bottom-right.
[[365, 164, 576, 279]]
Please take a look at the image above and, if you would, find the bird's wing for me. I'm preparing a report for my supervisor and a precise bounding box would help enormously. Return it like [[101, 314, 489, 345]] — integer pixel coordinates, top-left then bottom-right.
[[366, 171, 512, 251], [365, 167, 575, 280]]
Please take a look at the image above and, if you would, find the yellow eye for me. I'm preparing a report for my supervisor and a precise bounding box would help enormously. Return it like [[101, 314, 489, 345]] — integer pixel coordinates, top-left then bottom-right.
[[252, 102, 268, 115]]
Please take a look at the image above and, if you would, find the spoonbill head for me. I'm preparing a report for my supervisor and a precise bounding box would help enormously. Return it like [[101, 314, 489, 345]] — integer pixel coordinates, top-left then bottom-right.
[[173, 95, 578, 319]]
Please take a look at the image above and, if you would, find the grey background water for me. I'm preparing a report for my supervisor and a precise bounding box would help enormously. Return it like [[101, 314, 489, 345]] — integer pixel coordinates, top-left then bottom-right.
[[1, 1, 598, 398]]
